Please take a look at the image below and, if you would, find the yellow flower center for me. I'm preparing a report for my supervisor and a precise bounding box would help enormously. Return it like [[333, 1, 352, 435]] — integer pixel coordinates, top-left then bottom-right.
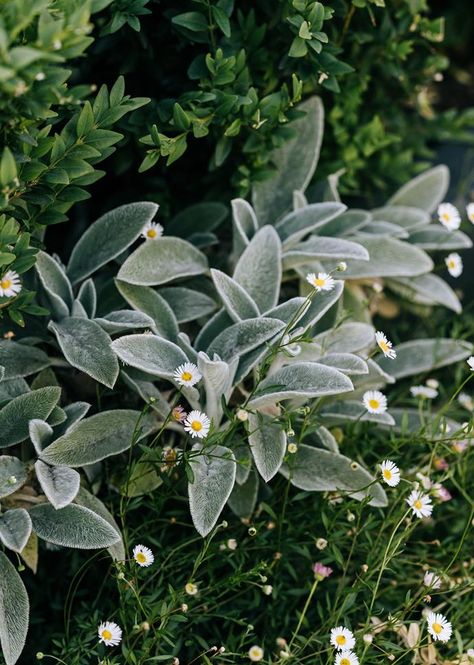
[[101, 629, 112, 641], [448, 260, 455, 269], [432, 623, 442, 634], [414, 499, 423, 510], [136, 552, 147, 564], [191, 420, 202, 432], [1, 279, 12, 289], [383, 469, 392, 480], [181, 371, 192, 381], [369, 399, 380, 410], [442, 213, 450, 222], [336, 635, 346, 646], [315, 278, 326, 287], [340, 659, 351, 665], [147, 228, 157, 238], [379, 340, 389, 352]]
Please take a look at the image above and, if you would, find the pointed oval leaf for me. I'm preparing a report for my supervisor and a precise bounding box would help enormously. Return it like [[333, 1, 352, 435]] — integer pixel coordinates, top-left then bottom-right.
[[0, 341, 50, 380], [252, 96, 324, 225], [409, 226, 473, 250], [40, 409, 154, 467], [166, 201, 227, 237], [53, 402, 91, 438], [280, 444, 387, 506], [377, 338, 473, 379], [320, 400, 395, 426], [111, 333, 187, 378], [67, 202, 159, 283], [233, 226, 281, 312], [35, 250, 73, 315], [372, 206, 430, 231], [283, 235, 369, 269], [95, 310, 156, 334], [335, 237, 433, 278], [117, 236, 208, 286], [206, 317, 285, 363], [211, 268, 260, 321], [197, 352, 237, 424], [49, 318, 119, 388], [29, 503, 121, 549], [0, 387, 61, 449], [77, 278, 97, 318], [231, 198, 258, 257], [115, 280, 179, 340], [359, 220, 408, 238], [248, 362, 353, 409], [317, 353, 369, 375], [159, 286, 217, 323], [314, 322, 374, 354], [188, 444, 236, 536], [387, 165, 449, 213], [298, 280, 344, 329], [265, 297, 309, 325], [35, 460, 80, 509], [248, 413, 286, 481], [74, 487, 125, 561], [388, 274, 461, 313], [28, 419, 53, 455], [0, 551, 29, 665], [0, 456, 28, 498], [277, 202, 346, 245], [0, 509, 32, 553], [321, 209, 371, 237]]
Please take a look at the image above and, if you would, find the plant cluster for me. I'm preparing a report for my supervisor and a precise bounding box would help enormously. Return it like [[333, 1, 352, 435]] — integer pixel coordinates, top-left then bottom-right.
[[1, 97, 473, 664]]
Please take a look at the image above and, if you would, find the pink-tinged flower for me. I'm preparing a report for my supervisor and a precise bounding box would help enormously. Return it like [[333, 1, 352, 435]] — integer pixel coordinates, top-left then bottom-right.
[[433, 458, 448, 471], [452, 440, 468, 453], [433, 484, 452, 502], [172, 405, 187, 423], [313, 562, 333, 580]]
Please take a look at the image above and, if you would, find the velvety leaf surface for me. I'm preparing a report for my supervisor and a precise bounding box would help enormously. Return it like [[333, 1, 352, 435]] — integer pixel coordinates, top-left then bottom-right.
[[0, 551, 29, 665]]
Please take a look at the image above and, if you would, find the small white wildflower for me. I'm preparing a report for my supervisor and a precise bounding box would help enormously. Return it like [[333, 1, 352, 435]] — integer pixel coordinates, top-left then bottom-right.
[[410, 385, 438, 399], [407, 490, 433, 518], [236, 408, 248, 421], [467, 356, 474, 371], [445, 252, 463, 277], [426, 611, 452, 642], [426, 378, 439, 389], [306, 272, 335, 292], [380, 460, 400, 487], [35, 72, 46, 81], [362, 390, 387, 414], [362, 634, 373, 645], [316, 537, 328, 550], [262, 585, 273, 596], [98, 621, 122, 647], [183, 410, 210, 439], [423, 571, 441, 590], [141, 220, 164, 240], [227, 538, 238, 550], [7, 475, 17, 485], [458, 392, 473, 411], [0, 271, 22, 298], [173, 362, 202, 387], [335, 650, 359, 665], [132, 544, 154, 567], [375, 331, 396, 359], [466, 203, 474, 224], [248, 645, 264, 662], [437, 203, 461, 230], [185, 582, 198, 596], [287, 442, 298, 454], [337, 261, 347, 272], [330, 627, 356, 651]]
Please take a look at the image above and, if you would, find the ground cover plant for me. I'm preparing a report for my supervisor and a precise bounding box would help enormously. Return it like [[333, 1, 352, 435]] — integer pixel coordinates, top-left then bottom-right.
[[0, 2, 473, 665]]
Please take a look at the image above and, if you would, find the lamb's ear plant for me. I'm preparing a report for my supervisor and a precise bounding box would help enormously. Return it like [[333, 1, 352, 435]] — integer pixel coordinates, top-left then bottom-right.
[[0, 97, 473, 665]]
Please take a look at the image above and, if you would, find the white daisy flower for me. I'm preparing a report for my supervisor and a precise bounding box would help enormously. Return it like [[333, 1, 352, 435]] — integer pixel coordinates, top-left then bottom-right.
[[458, 392, 473, 411], [132, 544, 154, 567], [380, 460, 400, 487], [406, 490, 433, 518], [173, 362, 202, 387], [185, 582, 198, 595], [466, 202, 474, 223], [306, 272, 335, 292], [0, 270, 22, 298], [362, 390, 387, 414], [335, 650, 359, 665], [183, 410, 210, 439], [437, 203, 461, 231], [426, 611, 452, 642], [423, 571, 441, 590], [410, 385, 438, 399], [248, 645, 264, 661], [98, 621, 122, 647], [445, 252, 463, 278], [467, 356, 474, 371], [426, 378, 439, 389], [330, 627, 356, 651], [375, 331, 396, 359], [141, 220, 164, 240]]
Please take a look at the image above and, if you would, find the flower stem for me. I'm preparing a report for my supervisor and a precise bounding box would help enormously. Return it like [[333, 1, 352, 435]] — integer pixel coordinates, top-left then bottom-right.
[[288, 578, 319, 649]]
